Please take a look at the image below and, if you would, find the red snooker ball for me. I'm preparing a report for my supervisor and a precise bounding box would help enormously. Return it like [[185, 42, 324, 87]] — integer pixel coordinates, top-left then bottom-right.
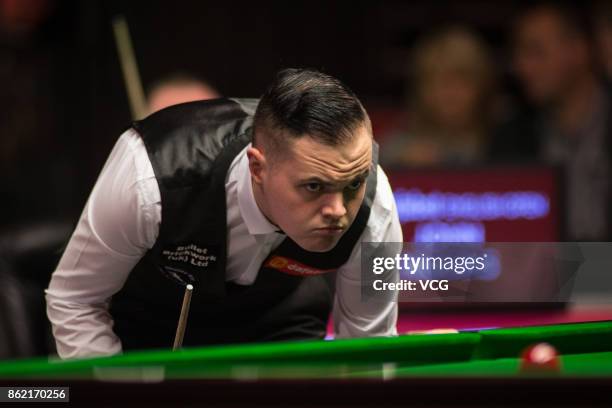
[[519, 342, 562, 374]]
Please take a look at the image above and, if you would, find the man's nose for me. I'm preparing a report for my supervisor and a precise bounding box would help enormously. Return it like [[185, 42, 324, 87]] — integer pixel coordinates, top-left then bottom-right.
[[321, 192, 347, 220]]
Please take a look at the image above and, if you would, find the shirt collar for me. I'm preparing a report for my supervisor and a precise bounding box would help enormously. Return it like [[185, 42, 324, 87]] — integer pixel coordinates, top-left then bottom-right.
[[235, 144, 279, 236]]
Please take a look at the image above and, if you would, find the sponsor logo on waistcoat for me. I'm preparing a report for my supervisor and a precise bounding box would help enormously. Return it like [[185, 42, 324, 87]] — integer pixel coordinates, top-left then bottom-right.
[[161, 244, 218, 269], [264, 256, 336, 276]]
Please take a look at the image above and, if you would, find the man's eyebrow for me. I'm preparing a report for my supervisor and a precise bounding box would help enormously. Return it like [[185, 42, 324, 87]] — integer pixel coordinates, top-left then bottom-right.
[[357, 169, 370, 178], [299, 169, 370, 185], [349, 169, 370, 181], [300, 176, 333, 185]]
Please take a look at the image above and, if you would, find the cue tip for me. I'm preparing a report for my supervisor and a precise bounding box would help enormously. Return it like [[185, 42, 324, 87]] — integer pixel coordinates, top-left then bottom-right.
[[186, 284, 193, 291]]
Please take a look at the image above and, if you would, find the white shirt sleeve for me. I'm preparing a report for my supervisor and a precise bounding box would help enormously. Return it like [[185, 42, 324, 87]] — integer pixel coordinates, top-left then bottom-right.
[[332, 165, 402, 338], [45, 128, 161, 359]]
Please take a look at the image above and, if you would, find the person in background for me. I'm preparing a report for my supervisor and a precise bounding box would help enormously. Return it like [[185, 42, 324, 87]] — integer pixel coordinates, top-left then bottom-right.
[[380, 26, 496, 168], [147, 73, 220, 114], [492, 2, 611, 241]]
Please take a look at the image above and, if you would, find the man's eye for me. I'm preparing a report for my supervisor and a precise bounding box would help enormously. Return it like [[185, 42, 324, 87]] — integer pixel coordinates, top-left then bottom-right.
[[347, 179, 363, 191], [305, 183, 322, 192]]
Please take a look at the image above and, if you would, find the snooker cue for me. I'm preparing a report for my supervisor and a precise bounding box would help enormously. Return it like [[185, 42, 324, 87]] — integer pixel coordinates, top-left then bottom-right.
[[173, 284, 194, 350], [111, 15, 148, 120]]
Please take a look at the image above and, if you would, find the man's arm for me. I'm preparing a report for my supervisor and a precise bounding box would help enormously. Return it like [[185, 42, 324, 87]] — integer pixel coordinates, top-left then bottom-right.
[[333, 165, 402, 338], [45, 129, 161, 359]]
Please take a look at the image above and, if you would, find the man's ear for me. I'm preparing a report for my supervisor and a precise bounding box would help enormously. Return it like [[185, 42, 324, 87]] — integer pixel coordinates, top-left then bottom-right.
[[247, 146, 267, 184]]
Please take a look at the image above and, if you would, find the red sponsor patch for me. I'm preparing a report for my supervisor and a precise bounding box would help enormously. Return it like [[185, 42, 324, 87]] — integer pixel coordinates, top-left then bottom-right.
[[264, 256, 336, 276]]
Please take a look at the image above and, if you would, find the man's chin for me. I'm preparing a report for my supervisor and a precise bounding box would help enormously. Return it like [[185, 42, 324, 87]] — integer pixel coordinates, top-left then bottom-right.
[[294, 237, 341, 253]]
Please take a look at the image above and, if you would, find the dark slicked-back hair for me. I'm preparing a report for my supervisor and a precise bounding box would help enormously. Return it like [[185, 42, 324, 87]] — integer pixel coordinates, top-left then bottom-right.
[[253, 68, 370, 157]]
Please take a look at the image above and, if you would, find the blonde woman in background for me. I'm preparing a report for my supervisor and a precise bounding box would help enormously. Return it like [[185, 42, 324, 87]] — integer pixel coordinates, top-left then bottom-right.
[[381, 26, 496, 167]]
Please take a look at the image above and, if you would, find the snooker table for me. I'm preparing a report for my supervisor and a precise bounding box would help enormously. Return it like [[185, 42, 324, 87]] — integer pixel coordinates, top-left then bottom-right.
[[0, 321, 611, 407]]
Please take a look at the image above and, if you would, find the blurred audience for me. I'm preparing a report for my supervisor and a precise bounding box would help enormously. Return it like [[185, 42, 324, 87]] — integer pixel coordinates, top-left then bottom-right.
[[381, 26, 496, 167], [146, 72, 219, 114], [491, 2, 611, 241]]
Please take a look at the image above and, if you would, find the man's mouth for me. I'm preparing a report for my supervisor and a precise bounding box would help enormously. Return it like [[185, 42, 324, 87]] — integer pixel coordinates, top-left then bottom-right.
[[313, 226, 345, 235]]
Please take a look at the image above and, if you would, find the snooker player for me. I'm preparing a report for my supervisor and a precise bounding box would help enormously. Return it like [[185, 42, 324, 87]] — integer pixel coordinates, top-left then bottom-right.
[[45, 68, 402, 359]]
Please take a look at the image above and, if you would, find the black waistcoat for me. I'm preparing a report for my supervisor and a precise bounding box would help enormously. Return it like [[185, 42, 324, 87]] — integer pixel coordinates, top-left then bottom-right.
[[109, 98, 378, 350]]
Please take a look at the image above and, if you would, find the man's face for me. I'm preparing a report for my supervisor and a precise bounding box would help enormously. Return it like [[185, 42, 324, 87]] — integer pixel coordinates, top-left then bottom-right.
[[513, 10, 586, 105], [249, 125, 372, 252]]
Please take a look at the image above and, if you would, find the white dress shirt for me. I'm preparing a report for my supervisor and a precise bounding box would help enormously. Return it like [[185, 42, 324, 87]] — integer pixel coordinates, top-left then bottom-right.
[[46, 128, 402, 359]]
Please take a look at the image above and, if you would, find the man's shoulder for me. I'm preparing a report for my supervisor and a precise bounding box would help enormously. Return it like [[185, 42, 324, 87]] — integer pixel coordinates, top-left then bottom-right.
[[134, 98, 256, 150], [361, 165, 397, 240], [131, 98, 255, 190]]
